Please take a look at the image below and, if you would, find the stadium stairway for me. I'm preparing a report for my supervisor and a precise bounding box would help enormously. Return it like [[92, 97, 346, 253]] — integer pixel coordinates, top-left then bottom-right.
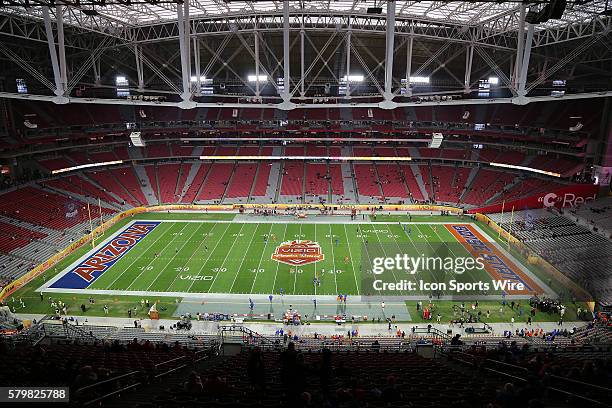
[[134, 164, 159, 206], [458, 167, 479, 203], [409, 164, 430, 202], [178, 162, 202, 203]]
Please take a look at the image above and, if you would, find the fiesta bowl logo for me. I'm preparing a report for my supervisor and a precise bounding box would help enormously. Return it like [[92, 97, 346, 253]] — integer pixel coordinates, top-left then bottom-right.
[[272, 240, 324, 266]]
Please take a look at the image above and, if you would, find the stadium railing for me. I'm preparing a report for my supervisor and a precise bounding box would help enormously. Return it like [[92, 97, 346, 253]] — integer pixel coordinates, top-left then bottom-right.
[[441, 346, 612, 406], [74, 370, 142, 406]]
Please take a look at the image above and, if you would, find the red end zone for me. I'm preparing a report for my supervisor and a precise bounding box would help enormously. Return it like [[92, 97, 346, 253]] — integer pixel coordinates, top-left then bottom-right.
[[445, 224, 543, 295]]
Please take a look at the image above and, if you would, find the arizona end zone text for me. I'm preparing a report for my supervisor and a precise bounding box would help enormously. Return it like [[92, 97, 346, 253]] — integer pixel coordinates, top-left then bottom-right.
[[49, 221, 160, 290], [372, 279, 526, 293]]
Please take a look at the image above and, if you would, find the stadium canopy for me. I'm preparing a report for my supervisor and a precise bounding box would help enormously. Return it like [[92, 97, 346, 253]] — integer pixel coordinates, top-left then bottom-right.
[[0, 0, 611, 109]]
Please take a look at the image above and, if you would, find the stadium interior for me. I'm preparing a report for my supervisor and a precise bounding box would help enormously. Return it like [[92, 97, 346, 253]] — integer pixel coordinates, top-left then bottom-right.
[[0, 0, 611, 407]]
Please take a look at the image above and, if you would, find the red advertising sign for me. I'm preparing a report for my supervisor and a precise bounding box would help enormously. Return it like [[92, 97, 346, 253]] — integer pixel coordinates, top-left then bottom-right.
[[468, 184, 599, 214]]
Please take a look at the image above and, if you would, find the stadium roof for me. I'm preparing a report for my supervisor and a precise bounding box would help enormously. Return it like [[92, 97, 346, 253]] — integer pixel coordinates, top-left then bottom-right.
[[0, 0, 608, 30], [0, 0, 611, 109]]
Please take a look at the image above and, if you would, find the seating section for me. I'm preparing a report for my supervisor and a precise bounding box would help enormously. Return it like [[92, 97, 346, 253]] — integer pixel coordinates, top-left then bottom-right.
[[0, 341, 197, 392], [0, 221, 47, 253], [419, 165, 433, 198], [489, 209, 612, 305], [175, 163, 192, 200], [462, 168, 515, 206], [146, 144, 172, 159], [181, 164, 210, 203], [38, 158, 74, 172], [328, 164, 344, 196], [0, 186, 114, 230], [400, 165, 425, 202], [280, 161, 304, 196], [196, 163, 233, 202], [87, 170, 140, 207], [157, 164, 181, 203], [144, 165, 159, 203], [431, 166, 457, 203], [251, 162, 272, 197], [226, 163, 257, 198], [354, 164, 381, 197], [140, 349, 506, 408], [569, 196, 612, 235], [43, 175, 121, 206], [109, 167, 148, 206], [304, 163, 329, 196], [377, 164, 408, 198], [15, 98, 604, 133]]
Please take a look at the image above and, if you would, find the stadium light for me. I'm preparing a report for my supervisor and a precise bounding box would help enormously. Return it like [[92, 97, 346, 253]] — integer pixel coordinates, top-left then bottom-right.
[[408, 76, 430, 84], [248, 75, 267, 82], [488, 77, 499, 85], [340, 75, 364, 83], [190, 75, 207, 82]]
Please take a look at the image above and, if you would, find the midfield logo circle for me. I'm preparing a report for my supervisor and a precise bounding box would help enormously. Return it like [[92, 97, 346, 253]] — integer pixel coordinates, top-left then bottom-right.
[[271, 240, 325, 266]]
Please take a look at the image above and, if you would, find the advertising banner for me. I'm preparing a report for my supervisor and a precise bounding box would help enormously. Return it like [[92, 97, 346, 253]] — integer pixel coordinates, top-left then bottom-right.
[[468, 184, 599, 214]]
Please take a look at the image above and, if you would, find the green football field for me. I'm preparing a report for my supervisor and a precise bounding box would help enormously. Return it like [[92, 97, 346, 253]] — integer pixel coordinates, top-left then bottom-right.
[[39, 216, 544, 298]]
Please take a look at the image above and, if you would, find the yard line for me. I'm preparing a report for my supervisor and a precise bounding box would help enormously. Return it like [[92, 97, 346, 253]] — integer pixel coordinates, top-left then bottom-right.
[[125, 224, 196, 290], [271, 223, 288, 293], [207, 223, 247, 293], [342, 223, 361, 294], [159, 223, 216, 291], [226, 223, 264, 293], [292, 223, 302, 294], [143, 223, 207, 291], [108, 222, 185, 290], [184, 222, 230, 293], [387, 222, 426, 289], [246, 223, 275, 294], [328, 224, 339, 295], [371, 225, 405, 296]]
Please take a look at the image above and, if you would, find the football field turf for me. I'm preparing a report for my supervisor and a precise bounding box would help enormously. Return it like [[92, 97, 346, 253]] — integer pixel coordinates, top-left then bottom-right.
[[39, 217, 546, 298]]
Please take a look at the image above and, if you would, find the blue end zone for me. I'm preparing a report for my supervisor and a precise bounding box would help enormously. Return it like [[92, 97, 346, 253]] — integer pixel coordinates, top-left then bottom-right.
[[50, 221, 161, 290]]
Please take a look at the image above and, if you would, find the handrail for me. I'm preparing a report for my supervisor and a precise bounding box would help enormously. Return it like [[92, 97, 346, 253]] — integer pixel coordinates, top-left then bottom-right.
[[154, 354, 187, 369], [82, 382, 142, 406], [549, 374, 612, 393], [76, 370, 141, 394], [154, 363, 188, 379]]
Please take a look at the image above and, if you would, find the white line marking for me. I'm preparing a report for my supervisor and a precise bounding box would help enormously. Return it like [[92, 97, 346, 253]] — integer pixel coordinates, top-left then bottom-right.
[[247, 223, 275, 294]]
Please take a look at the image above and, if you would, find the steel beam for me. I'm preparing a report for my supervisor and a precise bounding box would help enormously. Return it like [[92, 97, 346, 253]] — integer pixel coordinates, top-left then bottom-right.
[[405, 35, 413, 96], [464, 44, 474, 93], [176, 0, 193, 105], [517, 23, 534, 99], [345, 27, 351, 97], [135, 44, 145, 91], [383, 0, 395, 100], [193, 37, 201, 94], [56, 5, 67, 95], [255, 28, 260, 96], [300, 24, 305, 97], [42, 7, 64, 98], [513, 4, 526, 91], [282, 0, 290, 101]]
